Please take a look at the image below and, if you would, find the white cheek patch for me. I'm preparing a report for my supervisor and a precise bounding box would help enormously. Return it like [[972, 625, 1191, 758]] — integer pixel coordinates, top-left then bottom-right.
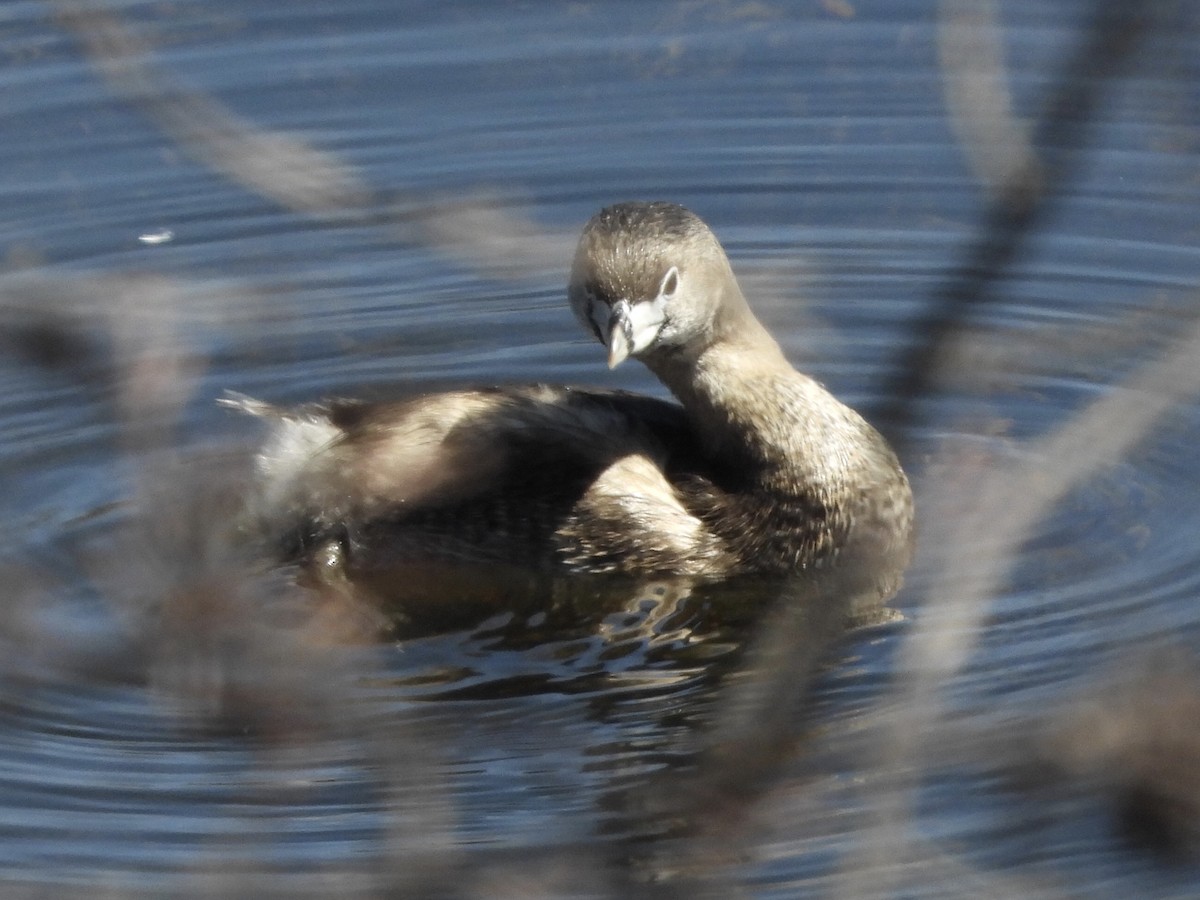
[[627, 293, 668, 354]]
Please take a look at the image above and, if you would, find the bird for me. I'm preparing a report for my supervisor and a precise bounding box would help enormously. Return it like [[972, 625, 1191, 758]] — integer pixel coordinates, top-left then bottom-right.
[[226, 201, 914, 605]]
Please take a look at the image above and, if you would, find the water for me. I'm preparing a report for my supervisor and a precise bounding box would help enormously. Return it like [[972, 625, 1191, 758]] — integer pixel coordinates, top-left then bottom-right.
[[2, 0, 1200, 896]]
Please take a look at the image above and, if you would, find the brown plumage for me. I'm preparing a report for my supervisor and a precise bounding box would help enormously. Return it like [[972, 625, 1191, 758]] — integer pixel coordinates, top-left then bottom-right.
[[229, 202, 914, 598]]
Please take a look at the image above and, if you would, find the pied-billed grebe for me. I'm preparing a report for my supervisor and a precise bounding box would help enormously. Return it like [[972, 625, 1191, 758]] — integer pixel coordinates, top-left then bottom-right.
[[230, 202, 913, 594]]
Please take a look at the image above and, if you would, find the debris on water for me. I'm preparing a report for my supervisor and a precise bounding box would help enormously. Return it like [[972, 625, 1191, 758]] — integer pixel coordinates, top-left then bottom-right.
[[138, 228, 175, 245]]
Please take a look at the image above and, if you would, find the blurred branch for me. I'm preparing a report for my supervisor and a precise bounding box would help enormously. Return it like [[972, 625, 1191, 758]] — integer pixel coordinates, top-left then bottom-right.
[[840, 289, 1200, 895], [0, 270, 273, 454], [52, 3, 375, 218], [937, 0, 1035, 199], [882, 0, 1162, 447], [839, 2, 1195, 890], [390, 191, 575, 281], [913, 296, 1200, 697], [53, 1, 572, 283]]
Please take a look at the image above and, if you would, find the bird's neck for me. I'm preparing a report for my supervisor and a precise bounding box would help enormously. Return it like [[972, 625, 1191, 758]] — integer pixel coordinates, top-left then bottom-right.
[[642, 284, 913, 586], [647, 312, 846, 491]]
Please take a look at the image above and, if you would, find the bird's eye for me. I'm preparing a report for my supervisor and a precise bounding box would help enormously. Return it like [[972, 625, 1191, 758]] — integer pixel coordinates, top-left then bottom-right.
[[659, 266, 679, 299]]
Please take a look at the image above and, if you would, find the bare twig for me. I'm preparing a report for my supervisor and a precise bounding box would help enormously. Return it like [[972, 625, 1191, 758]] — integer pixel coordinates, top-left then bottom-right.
[[937, 0, 1035, 200], [882, 0, 1162, 446], [53, 2, 373, 217]]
